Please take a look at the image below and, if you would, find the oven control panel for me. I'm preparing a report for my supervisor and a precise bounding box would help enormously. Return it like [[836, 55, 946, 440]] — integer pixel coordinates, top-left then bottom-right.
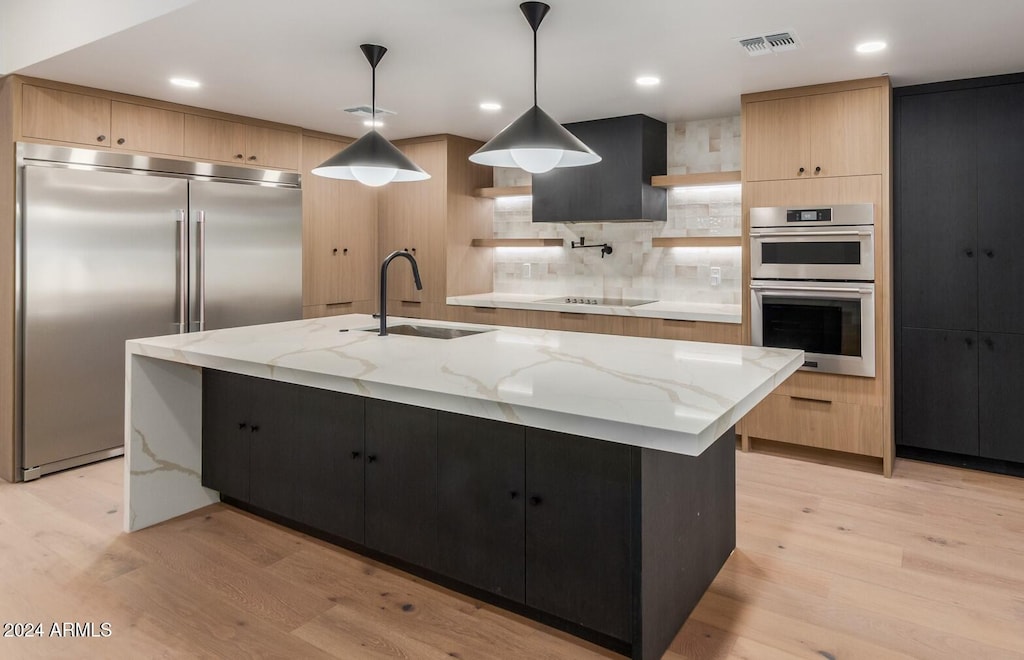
[[786, 208, 831, 223]]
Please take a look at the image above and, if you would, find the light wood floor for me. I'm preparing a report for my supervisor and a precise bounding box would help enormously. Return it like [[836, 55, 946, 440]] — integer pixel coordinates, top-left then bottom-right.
[[1, 452, 1022, 659]]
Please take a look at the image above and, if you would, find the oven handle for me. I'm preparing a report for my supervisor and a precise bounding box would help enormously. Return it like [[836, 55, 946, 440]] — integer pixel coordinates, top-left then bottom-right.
[[749, 230, 872, 238], [750, 283, 873, 294]]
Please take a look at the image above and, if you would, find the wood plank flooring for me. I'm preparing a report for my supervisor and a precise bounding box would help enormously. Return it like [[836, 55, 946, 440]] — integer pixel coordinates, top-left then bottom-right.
[[0, 452, 1021, 659]]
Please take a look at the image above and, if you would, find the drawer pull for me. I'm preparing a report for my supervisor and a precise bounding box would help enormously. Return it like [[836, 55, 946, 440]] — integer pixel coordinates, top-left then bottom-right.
[[790, 395, 832, 405]]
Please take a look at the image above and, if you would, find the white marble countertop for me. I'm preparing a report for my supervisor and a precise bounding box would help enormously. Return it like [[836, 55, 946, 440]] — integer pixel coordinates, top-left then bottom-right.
[[446, 292, 742, 324], [126, 314, 799, 456]]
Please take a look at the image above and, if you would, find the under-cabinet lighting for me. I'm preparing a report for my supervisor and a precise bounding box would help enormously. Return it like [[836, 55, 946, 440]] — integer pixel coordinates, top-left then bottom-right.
[[169, 77, 201, 88], [669, 183, 742, 194]]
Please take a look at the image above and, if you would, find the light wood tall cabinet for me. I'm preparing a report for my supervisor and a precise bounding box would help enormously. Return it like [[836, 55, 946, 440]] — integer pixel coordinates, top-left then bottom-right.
[[739, 77, 894, 476], [377, 135, 494, 318], [300, 134, 377, 317]]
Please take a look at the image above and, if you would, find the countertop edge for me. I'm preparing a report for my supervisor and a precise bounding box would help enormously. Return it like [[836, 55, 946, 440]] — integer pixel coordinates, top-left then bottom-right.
[[446, 295, 742, 324]]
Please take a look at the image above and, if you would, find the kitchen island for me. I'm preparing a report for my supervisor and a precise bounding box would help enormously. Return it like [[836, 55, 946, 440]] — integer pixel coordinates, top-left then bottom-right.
[[124, 314, 801, 659]]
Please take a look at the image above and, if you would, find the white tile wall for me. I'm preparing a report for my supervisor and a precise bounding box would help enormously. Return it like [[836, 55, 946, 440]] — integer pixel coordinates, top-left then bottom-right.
[[490, 116, 742, 305]]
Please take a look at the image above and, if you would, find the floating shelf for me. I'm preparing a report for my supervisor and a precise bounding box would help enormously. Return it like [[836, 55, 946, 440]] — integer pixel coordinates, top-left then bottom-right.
[[474, 185, 532, 198], [652, 236, 742, 248], [471, 238, 563, 248], [651, 171, 741, 188]]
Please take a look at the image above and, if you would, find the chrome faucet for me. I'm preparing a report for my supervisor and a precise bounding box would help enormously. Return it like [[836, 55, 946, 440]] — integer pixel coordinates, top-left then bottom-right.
[[378, 250, 423, 336]]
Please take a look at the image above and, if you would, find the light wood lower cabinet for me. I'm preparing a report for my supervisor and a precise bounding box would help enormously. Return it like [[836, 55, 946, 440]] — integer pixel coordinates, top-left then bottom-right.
[[741, 393, 883, 458], [622, 317, 742, 344]]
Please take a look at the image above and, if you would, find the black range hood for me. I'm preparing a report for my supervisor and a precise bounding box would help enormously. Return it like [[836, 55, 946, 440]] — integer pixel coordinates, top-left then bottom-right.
[[531, 114, 666, 223]]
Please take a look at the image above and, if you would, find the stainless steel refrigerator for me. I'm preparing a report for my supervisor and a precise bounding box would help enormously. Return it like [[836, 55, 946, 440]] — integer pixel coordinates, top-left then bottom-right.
[[16, 144, 302, 480]]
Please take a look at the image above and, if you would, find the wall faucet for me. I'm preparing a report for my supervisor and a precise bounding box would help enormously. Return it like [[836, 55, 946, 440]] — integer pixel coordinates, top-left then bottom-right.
[[378, 250, 423, 336]]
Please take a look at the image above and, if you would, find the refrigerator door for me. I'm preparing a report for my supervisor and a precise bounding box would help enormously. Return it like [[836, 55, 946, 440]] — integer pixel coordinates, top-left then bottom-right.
[[22, 165, 188, 474], [189, 180, 302, 331]]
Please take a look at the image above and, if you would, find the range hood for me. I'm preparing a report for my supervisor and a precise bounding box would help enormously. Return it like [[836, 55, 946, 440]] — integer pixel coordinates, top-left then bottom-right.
[[531, 114, 666, 223]]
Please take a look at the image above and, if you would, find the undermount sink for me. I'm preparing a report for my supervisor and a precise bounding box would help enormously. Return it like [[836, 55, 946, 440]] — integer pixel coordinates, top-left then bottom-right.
[[364, 324, 493, 340]]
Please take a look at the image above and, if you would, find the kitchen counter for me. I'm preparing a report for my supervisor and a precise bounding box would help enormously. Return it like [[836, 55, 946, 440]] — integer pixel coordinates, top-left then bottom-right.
[[124, 314, 800, 659], [446, 292, 742, 324]]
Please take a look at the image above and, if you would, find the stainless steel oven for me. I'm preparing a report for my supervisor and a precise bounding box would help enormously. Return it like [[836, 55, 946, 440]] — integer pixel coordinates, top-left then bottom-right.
[[750, 203, 875, 281], [751, 280, 875, 377]]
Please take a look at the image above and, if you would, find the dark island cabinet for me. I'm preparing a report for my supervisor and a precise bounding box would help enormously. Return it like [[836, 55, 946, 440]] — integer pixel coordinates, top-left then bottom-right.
[[437, 412, 525, 602], [201, 370, 365, 542], [364, 399, 438, 570], [524, 427, 633, 641], [895, 76, 1024, 466]]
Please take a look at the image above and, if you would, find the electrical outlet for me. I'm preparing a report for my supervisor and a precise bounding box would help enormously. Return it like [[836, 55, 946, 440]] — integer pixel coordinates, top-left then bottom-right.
[[710, 266, 721, 287], [522, 263, 532, 279]]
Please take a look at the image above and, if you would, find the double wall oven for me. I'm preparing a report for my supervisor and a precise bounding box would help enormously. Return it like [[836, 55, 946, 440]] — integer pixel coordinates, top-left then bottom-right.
[[750, 203, 876, 377]]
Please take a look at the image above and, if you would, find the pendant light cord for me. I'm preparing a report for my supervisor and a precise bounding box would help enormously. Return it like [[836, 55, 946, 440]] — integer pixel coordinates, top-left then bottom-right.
[[533, 25, 538, 106], [371, 62, 377, 130]]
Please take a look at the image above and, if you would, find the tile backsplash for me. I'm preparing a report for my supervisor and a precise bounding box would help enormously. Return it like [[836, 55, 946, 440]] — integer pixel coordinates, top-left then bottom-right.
[[490, 115, 742, 305]]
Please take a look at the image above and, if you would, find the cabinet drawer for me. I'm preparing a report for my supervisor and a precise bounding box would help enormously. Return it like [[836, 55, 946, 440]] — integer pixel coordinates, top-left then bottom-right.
[[742, 393, 883, 457]]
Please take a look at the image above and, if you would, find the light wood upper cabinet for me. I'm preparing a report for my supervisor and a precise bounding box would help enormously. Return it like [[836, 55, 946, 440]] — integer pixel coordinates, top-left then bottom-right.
[[744, 86, 882, 181], [184, 114, 299, 170], [21, 84, 111, 147], [301, 136, 377, 307], [110, 101, 183, 155]]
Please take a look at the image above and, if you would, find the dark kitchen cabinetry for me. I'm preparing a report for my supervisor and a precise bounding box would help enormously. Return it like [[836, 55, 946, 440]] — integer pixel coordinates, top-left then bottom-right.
[[201, 369, 365, 542], [437, 412, 525, 602], [364, 399, 438, 569], [895, 75, 1024, 466], [525, 427, 633, 641]]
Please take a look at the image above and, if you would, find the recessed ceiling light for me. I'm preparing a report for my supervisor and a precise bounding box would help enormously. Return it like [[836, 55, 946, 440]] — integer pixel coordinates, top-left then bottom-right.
[[169, 77, 201, 88], [363, 119, 384, 128], [635, 76, 661, 87], [480, 102, 502, 111], [855, 41, 887, 54]]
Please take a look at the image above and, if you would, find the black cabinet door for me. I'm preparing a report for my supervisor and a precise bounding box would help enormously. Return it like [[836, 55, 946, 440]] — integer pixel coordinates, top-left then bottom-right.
[[524, 428, 633, 642], [980, 333, 1024, 463], [897, 89, 978, 331], [248, 378, 365, 543], [437, 412, 525, 602], [899, 328, 979, 455], [364, 399, 438, 569], [201, 369, 253, 501], [977, 82, 1024, 334]]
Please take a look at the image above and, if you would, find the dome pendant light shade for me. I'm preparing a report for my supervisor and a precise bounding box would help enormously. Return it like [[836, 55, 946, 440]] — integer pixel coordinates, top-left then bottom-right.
[[313, 44, 429, 186], [469, 2, 599, 173]]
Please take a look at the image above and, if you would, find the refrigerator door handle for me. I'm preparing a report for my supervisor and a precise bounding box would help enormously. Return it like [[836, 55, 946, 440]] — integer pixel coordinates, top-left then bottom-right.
[[175, 210, 188, 333], [197, 210, 206, 332]]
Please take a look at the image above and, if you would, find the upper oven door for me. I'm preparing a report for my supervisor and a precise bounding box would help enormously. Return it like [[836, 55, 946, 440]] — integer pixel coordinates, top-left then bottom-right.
[[750, 225, 875, 281]]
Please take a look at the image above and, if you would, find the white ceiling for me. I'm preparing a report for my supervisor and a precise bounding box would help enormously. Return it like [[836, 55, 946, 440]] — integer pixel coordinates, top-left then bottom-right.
[[11, 0, 1024, 141]]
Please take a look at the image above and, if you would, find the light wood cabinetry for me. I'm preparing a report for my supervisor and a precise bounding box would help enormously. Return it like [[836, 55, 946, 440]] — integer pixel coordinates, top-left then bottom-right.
[[378, 135, 493, 308], [110, 101, 183, 155], [300, 134, 377, 308], [740, 77, 893, 476], [21, 84, 111, 147], [183, 115, 299, 170], [744, 84, 882, 181]]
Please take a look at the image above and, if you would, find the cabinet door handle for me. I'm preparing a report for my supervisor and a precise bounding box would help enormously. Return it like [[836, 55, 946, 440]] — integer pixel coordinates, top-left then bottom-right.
[[116, 137, 126, 145], [367, 454, 377, 463], [509, 490, 518, 499], [332, 248, 338, 255], [984, 249, 994, 258], [248, 155, 258, 161], [790, 395, 832, 405], [343, 248, 348, 255], [798, 167, 805, 174], [351, 450, 362, 459], [964, 248, 974, 257], [250, 424, 260, 433], [238, 422, 247, 430], [529, 495, 543, 506], [234, 153, 244, 160], [965, 337, 974, 347], [97, 135, 106, 142], [814, 166, 821, 174], [984, 337, 994, 348]]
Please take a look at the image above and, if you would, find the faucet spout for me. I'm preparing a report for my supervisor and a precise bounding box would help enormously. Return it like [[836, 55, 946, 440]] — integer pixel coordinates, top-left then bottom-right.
[[379, 250, 423, 336]]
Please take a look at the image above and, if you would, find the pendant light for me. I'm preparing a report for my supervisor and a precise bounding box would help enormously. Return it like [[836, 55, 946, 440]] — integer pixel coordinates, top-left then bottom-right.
[[469, 2, 600, 174], [313, 44, 429, 187]]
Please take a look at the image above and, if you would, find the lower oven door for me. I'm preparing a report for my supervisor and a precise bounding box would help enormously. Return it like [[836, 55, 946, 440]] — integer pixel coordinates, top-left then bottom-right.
[[751, 280, 875, 377]]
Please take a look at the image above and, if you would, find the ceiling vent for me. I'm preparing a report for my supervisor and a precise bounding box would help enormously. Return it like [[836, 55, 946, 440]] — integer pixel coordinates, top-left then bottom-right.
[[343, 105, 396, 118], [737, 31, 801, 56]]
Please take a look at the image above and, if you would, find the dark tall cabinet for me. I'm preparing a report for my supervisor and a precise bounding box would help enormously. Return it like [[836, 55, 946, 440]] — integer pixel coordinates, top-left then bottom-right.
[[895, 74, 1024, 468]]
